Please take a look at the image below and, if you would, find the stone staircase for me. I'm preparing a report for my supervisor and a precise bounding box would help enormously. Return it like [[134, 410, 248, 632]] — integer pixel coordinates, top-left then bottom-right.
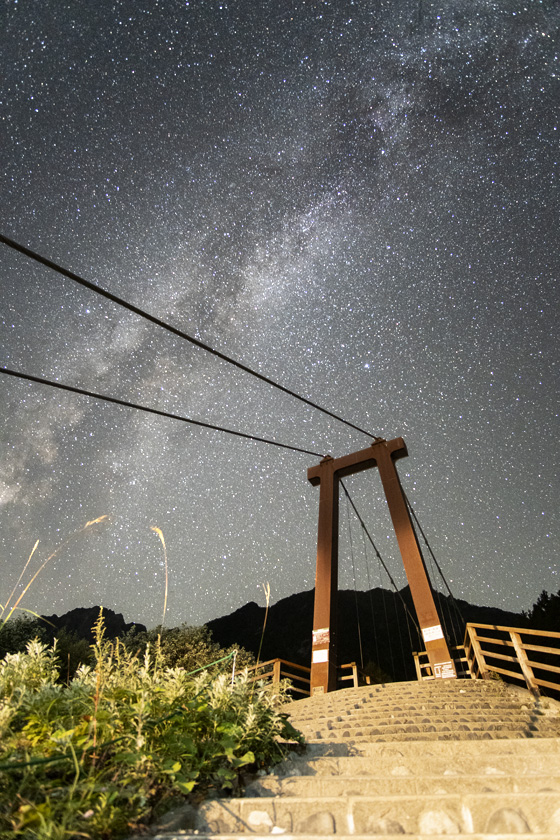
[[151, 678, 560, 838]]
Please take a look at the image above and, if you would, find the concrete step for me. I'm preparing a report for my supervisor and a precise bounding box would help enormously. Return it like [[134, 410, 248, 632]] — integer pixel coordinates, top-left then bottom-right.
[[290, 703, 548, 726], [289, 715, 532, 731], [293, 719, 557, 734], [246, 772, 560, 797], [289, 703, 545, 721], [308, 734, 560, 752], [297, 715, 547, 731], [280, 735, 560, 766], [277, 752, 560, 780], [301, 727, 557, 742], [285, 689, 555, 711], [289, 686, 531, 702], [153, 834, 560, 839], [195, 791, 560, 835], [296, 709, 542, 720]]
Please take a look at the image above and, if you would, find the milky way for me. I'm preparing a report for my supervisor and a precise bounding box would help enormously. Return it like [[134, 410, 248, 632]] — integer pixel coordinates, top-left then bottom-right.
[[1, 0, 558, 629]]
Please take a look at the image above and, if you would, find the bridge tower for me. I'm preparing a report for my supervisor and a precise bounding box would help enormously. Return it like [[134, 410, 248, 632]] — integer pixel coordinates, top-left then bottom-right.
[[308, 437, 456, 695]]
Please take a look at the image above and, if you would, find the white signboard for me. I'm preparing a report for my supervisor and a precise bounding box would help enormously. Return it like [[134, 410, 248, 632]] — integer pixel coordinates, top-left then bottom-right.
[[434, 661, 455, 679], [422, 623, 444, 643]]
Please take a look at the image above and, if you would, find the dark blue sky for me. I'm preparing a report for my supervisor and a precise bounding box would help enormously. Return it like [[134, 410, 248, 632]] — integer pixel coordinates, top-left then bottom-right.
[[1, 0, 558, 629]]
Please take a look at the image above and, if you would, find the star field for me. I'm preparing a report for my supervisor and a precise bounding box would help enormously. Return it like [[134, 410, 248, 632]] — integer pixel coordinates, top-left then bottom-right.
[[1, 0, 558, 630]]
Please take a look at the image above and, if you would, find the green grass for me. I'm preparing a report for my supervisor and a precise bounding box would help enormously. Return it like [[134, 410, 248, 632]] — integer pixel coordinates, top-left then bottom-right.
[[0, 612, 302, 840]]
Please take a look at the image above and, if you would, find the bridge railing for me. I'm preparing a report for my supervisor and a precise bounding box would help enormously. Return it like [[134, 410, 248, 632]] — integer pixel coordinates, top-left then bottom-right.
[[246, 659, 311, 697], [339, 661, 373, 688], [246, 659, 374, 696], [463, 622, 560, 698]]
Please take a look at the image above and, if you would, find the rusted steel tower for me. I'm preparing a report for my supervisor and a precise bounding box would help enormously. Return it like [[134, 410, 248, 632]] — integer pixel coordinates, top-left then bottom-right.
[[308, 437, 456, 695]]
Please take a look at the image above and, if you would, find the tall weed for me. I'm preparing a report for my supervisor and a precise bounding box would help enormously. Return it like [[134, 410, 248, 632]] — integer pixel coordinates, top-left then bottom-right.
[[0, 613, 302, 840], [1, 517, 109, 629]]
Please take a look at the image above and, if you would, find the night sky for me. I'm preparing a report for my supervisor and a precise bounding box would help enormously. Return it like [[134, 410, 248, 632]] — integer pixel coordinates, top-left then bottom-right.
[[1, 0, 558, 632]]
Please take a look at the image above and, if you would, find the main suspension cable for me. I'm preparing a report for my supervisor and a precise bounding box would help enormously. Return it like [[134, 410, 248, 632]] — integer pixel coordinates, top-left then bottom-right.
[[1, 233, 381, 440], [0, 368, 326, 458]]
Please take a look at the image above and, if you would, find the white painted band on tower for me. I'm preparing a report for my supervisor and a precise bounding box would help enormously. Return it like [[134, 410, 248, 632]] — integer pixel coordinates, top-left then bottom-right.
[[312, 649, 329, 663]]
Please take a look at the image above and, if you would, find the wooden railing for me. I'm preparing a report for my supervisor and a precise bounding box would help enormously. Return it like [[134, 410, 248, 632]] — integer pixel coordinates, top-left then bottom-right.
[[246, 659, 374, 696], [246, 659, 311, 696], [339, 661, 373, 688], [463, 622, 560, 697]]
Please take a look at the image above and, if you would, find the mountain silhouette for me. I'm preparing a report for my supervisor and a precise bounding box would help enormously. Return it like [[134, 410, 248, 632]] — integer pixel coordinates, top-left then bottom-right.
[[41, 606, 146, 642], [40, 590, 526, 683]]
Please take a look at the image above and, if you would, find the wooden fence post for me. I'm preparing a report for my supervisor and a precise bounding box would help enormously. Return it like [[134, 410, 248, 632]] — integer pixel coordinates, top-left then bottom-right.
[[510, 632, 540, 697], [463, 629, 477, 679], [467, 626, 490, 679], [272, 659, 282, 685]]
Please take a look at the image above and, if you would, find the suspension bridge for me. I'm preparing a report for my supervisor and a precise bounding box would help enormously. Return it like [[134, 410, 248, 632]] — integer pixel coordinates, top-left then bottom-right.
[[145, 436, 560, 840]]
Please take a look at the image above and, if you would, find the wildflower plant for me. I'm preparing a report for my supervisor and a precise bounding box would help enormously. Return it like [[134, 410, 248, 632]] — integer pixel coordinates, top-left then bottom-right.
[[0, 612, 302, 840]]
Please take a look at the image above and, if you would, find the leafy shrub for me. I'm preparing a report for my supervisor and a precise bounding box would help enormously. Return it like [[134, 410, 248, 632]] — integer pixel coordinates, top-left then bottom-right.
[[51, 628, 94, 684], [0, 613, 302, 839], [0, 638, 60, 698], [0, 618, 95, 684], [0, 616, 48, 660], [123, 623, 255, 674]]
